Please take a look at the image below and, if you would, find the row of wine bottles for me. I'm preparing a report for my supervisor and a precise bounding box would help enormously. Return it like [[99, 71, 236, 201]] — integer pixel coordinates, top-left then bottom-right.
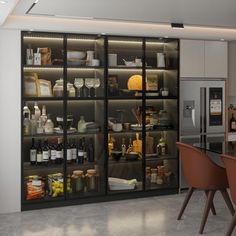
[[29, 137, 95, 166]]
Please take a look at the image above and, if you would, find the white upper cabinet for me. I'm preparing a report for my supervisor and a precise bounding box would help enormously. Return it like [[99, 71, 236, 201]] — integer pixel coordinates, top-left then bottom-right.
[[205, 41, 228, 78], [228, 42, 236, 97], [180, 39, 228, 78], [180, 40, 205, 78]]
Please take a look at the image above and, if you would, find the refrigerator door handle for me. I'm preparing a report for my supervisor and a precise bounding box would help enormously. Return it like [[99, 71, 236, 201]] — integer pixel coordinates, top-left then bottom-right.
[[200, 87, 207, 134]]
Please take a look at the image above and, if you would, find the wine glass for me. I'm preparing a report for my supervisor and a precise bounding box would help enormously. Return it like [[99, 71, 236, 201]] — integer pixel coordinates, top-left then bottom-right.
[[74, 78, 84, 97], [85, 78, 94, 97], [93, 78, 101, 97]]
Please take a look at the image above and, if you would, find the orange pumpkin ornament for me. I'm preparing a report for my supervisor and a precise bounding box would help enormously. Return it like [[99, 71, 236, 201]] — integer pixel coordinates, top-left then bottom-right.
[[127, 75, 143, 95]]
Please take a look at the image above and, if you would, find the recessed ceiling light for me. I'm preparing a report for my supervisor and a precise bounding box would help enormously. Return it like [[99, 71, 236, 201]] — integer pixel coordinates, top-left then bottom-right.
[[220, 38, 225, 41], [171, 23, 184, 29], [0, 0, 7, 4], [164, 36, 169, 38]]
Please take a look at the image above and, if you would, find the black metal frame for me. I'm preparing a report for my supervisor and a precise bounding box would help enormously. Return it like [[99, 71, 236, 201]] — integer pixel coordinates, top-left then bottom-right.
[[21, 31, 179, 211]]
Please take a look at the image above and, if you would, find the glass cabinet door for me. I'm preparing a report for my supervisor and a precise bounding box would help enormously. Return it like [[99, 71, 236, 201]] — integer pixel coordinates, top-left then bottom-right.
[[107, 36, 144, 194], [65, 34, 105, 198], [22, 32, 65, 203], [144, 38, 179, 190]]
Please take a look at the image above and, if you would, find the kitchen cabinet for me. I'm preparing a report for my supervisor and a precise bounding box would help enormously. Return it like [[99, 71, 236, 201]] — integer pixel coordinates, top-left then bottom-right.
[[228, 42, 236, 97], [180, 39, 228, 78], [180, 40, 205, 78], [21, 31, 179, 210]]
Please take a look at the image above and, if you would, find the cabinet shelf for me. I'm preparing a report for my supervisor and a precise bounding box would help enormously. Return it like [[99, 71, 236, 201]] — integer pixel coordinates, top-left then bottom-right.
[[23, 97, 64, 101], [23, 65, 63, 70], [108, 96, 142, 100], [67, 66, 104, 70], [67, 97, 104, 101]]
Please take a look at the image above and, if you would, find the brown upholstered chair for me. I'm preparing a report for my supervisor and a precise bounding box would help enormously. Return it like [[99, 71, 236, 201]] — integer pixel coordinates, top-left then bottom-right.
[[221, 154, 236, 236], [176, 142, 234, 234]]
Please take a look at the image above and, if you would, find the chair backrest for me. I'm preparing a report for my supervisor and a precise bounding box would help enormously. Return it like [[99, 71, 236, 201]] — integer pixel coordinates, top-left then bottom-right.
[[221, 154, 236, 204], [176, 142, 227, 189]]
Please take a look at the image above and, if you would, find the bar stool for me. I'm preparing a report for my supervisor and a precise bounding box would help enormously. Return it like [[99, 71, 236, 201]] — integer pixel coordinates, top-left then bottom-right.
[[221, 154, 236, 236], [176, 142, 234, 234]]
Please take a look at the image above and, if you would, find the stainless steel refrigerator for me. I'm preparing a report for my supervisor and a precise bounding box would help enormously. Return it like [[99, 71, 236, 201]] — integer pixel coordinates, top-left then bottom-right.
[[179, 78, 226, 189]]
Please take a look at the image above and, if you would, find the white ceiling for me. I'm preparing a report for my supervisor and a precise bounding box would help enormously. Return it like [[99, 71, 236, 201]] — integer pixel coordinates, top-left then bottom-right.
[[11, 0, 236, 28], [2, 0, 236, 40]]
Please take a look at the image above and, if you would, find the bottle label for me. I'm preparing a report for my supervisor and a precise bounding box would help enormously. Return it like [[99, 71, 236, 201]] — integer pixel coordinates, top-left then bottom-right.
[[72, 148, 77, 160], [78, 150, 84, 157], [67, 149, 72, 161], [51, 150, 56, 160], [37, 153, 42, 162], [232, 121, 236, 130], [30, 149, 36, 162], [42, 151, 49, 161], [56, 150, 63, 159]]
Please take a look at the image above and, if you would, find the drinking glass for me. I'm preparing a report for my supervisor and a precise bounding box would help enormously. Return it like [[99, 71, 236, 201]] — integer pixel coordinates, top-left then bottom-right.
[[93, 78, 101, 97], [74, 78, 84, 97], [85, 78, 94, 97]]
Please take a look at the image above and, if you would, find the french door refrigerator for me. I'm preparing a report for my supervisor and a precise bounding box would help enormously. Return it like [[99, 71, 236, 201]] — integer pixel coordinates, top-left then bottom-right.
[[179, 78, 226, 189]]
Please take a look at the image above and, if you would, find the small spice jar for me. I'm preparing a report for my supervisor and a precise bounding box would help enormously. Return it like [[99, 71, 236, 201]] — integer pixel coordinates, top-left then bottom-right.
[[150, 168, 158, 183], [71, 170, 84, 193], [86, 169, 98, 192]]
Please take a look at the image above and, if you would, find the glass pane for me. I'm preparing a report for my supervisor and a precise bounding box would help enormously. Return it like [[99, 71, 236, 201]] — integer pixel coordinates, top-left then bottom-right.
[[145, 99, 178, 190], [23, 100, 65, 202], [107, 36, 143, 98], [108, 99, 143, 193], [66, 100, 105, 198]]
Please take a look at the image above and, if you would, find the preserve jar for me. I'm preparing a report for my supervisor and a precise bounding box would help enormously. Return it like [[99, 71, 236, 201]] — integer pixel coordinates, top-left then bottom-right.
[[67, 83, 76, 97], [86, 169, 98, 192], [53, 78, 64, 97], [71, 170, 84, 193]]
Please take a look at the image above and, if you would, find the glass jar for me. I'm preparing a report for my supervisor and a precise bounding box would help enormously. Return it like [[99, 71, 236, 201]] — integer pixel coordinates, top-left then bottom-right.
[[67, 83, 76, 97], [77, 116, 86, 133], [53, 78, 64, 97], [71, 170, 84, 193], [44, 114, 54, 134], [86, 169, 98, 192], [150, 168, 157, 183]]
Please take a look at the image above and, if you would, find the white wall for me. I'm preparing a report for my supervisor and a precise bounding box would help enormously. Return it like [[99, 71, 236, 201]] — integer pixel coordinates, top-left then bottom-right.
[[0, 29, 21, 213]]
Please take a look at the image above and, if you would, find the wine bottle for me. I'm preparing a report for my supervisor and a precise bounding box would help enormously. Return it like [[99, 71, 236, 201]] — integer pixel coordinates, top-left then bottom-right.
[[77, 139, 84, 164], [66, 140, 72, 164], [42, 140, 49, 165], [40, 105, 47, 126], [56, 138, 63, 164], [30, 138, 37, 165], [82, 137, 87, 162], [34, 102, 41, 120], [36, 140, 43, 165], [23, 113, 31, 135], [230, 113, 236, 132], [50, 137, 56, 164], [127, 137, 133, 153], [88, 138, 94, 162], [121, 137, 126, 157], [71, 139, 77, 163]]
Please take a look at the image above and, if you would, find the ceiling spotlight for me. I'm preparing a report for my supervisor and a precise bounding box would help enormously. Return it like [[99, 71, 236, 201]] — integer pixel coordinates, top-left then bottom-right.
[[220, 38, 225, 41], [164, 36, 169, 38], [171, 23, 184, 29]]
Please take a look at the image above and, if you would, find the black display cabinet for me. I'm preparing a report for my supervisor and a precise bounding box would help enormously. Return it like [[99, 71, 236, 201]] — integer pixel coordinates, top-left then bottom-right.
[[21, 31, 179, 210]]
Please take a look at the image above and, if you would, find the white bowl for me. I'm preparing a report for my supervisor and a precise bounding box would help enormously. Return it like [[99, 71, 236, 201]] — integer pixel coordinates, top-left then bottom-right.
[[67, 51, 86, 59]]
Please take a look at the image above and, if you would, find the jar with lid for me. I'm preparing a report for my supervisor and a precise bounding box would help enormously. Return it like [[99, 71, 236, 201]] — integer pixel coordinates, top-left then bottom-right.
[[150, 168, 157, 183], [77, 116, 86, 133], [86, 169, 98, 192], [71, 170, 84, 193], [156, 134, 167, 156], [53, 78, 64, 97], [67, 83, 76, 97]]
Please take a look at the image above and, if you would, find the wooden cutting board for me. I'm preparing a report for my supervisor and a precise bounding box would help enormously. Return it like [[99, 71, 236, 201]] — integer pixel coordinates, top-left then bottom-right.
[[133, 133, 142, 153]]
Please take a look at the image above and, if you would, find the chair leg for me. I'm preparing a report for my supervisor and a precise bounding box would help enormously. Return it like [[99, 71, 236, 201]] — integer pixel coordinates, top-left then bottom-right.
[[226, 212, 236, 236], [220, 189, 235, 216], [177, 187, 194, 220], [205, 190, 216, 215], [199, 190, 216, 234]]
